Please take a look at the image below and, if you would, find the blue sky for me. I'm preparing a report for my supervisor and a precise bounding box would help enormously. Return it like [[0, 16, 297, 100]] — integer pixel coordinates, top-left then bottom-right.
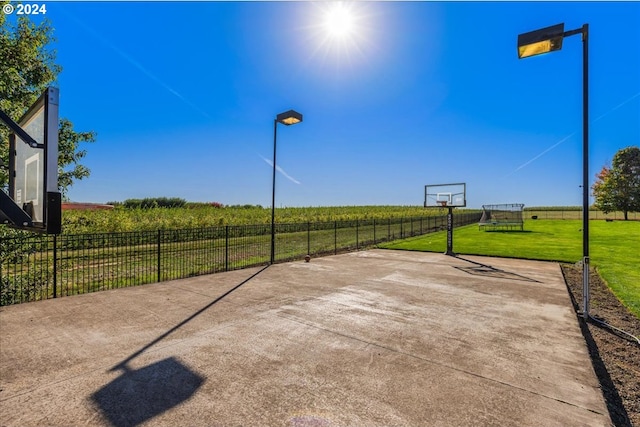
[[11, 1, 640, 208]]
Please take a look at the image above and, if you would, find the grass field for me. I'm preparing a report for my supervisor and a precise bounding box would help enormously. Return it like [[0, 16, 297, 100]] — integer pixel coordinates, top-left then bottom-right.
[[381, 219, 640, 318]]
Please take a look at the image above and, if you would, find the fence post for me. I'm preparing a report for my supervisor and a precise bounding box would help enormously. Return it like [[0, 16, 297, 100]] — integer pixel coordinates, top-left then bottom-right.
[[157, 230, 161, 283], [373, 218, 376, 244], [356, 220, 359, 250], [53, 234, 57, 298], [334, 221, 337, 255], [307, 222, 310, 255], [388, 218, 391, 241], [225, 226, 229, 271]]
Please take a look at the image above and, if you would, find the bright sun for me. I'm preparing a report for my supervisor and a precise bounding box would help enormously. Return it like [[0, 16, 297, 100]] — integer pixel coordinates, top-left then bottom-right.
[[323, 3, 355, 39], [304, 1, 376, 69]]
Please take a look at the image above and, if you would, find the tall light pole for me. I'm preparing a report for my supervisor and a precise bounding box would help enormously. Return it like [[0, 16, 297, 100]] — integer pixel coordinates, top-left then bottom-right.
[[271, 110, 303, 264], [518, 23, 590, 319]]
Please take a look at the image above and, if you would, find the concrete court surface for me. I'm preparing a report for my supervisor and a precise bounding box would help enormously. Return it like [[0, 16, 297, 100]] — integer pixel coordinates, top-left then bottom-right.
[[0, 249, 610, 427]]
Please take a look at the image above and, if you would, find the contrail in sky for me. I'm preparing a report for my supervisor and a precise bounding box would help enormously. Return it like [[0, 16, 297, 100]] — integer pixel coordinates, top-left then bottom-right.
[[592, 92, 640, 122], [259, 155, 302, 185], [64, 12, 211, 119], [504, 91, 640, 177], [504, 132, 577, 178]]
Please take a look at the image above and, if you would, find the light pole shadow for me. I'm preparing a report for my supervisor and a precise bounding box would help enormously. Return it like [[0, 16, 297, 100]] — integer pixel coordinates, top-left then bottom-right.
[[454, 256, 542, 283], [91, 264, 270, 427]]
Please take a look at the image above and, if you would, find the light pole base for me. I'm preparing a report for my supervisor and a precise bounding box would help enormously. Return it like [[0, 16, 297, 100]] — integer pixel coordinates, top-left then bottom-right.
[[582, 256, 590, 320]]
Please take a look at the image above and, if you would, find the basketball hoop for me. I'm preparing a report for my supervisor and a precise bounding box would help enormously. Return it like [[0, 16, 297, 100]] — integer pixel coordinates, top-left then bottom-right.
[[437, 200, 448, 207]]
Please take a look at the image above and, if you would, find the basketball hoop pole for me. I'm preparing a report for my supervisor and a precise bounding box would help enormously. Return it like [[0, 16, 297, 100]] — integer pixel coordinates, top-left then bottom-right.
[[445, 207, 455, 256], [424, 183, 466, 257]]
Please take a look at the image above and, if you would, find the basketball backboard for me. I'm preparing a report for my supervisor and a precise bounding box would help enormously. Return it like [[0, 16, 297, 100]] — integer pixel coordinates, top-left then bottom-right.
[[1, 87, 61, 234], [424, 183, 466, 208]]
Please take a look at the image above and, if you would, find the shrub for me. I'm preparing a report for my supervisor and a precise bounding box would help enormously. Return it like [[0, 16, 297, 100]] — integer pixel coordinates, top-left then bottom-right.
[[122, 197, 187, 209]]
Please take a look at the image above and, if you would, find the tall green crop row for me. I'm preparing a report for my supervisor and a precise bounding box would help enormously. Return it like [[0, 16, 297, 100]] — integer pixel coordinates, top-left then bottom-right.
[[61, 206, 465, 234]]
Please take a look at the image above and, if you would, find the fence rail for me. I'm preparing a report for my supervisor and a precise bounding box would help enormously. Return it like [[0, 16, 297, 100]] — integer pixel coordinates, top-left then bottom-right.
[[1, 213, 482, 305], [524, 209, 638, 220]]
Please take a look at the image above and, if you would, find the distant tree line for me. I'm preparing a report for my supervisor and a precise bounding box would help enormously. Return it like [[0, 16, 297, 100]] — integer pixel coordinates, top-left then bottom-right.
[[106, 198, 265, 210], [224, 204, 264, 209], [108, 198, 188, 209]]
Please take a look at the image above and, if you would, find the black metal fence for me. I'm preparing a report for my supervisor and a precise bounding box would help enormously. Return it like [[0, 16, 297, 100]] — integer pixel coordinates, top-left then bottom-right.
[[524, 209, 639, 220], [1, 212, 482, 305]]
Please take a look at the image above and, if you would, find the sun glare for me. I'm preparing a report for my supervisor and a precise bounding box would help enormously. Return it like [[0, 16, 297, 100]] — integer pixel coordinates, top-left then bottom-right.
[[302, 1, 379, 72], [323, 3, 355, 39]]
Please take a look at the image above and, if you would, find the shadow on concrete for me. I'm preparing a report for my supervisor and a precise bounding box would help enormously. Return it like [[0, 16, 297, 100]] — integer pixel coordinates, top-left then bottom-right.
[[92, 357, 205, 427], [111, 264, 269, 372], [454, 257, 541, 283], [92, 265, 270, 427]]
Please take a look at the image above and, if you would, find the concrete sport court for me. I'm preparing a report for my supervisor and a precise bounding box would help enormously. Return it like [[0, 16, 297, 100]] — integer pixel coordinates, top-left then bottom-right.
[[0, 249, 610, 426]]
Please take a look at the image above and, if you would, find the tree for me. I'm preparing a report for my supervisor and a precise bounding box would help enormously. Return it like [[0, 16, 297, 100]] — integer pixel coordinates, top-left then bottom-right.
[[1, 7, 96, 199], [592, 146, 640, 220]]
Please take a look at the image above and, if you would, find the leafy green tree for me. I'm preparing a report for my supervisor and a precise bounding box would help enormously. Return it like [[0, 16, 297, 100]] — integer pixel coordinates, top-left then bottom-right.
[[592, 146, 640, 220], [592, 166, 615, 212], [1, 7, 96, 198], [57, 118, 94, 195]]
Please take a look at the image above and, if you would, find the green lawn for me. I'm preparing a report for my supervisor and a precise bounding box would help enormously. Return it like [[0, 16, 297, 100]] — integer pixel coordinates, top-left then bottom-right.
[[381, 219, 640, 318]]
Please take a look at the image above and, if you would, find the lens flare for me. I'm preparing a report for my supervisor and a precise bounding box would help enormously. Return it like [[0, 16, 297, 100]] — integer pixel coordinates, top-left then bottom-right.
[[323, 3, 355, 39]]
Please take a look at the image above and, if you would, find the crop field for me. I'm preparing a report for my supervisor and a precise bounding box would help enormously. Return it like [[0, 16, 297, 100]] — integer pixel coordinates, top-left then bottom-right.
[[61, 205, 453, 234], [381, 219, 640, 317], [59, 205, 636, 234]]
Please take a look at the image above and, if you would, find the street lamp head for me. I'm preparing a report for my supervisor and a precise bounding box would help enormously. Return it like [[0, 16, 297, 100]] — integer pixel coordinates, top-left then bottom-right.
[[276, 110, 303, 126], [517, 23, 565, 59]]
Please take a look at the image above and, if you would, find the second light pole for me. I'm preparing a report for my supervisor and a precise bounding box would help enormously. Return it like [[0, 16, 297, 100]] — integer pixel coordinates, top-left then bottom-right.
[[271, 110, 303, 264], [517, 22, 590, 319]]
